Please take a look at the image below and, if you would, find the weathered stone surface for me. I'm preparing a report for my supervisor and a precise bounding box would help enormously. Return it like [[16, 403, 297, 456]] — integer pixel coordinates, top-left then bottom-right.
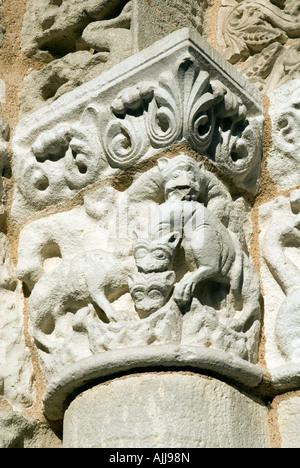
[[260, 191, 300, 391], [0, 1, 5, 48], [0, 119, 9, 217], [0, 233, 34, 408], [217, 0, 300, 93], [22, 0, 209, 61], [43, 346, 264, 422], [0, 412, 62, 448], [20, 0, 211, 114], [1, 6, 282, 448], [278, 397, 300, 448], [63, 373, 270, 448], [268, 79, 300, 190]]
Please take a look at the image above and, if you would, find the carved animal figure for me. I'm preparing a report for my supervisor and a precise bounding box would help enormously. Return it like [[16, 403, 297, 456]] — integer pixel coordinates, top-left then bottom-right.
[[150, 155, 260, 333], [133, 230, 180, 273], [29, 231, 180, 353], [128, 270, 176, 318], [150, 155, 237, 306]]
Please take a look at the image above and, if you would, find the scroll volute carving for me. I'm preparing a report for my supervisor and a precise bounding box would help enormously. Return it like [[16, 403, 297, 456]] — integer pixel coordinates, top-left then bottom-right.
[[101, 56, 263, 191], [14, 41, 263, 220]]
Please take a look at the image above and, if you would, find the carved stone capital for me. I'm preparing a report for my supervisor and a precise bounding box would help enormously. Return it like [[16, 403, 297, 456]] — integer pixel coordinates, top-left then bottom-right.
[[14, 30, 263, 424]]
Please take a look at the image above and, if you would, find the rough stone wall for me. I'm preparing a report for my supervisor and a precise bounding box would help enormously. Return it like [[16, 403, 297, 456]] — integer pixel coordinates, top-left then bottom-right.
[[0, 0, 299, 448]]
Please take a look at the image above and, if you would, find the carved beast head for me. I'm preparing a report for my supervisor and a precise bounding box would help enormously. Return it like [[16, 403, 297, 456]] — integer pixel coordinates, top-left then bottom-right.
[[128, 270, 176, 318], [157, 154, 203, 201]]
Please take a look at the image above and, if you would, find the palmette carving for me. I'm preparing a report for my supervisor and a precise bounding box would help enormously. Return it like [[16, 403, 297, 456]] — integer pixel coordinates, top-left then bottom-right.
[[13, 30, 263, 223], [101, 57, 263, 188]]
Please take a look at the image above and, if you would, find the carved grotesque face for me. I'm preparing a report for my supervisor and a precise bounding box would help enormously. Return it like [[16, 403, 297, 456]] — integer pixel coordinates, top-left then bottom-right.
[[133, 231, 180, 273], [128, 271, 176, 318], [158, 155, 202, 201]]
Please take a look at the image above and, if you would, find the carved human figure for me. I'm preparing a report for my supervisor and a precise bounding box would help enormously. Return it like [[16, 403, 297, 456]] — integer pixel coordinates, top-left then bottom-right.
[[150, 155, 243, 310]]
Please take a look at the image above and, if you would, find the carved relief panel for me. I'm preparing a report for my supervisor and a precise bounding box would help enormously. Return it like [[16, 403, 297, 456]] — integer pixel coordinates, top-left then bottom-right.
[[217, 0, 300, 93], [12, 29, 263, 224], [260, 191, 300, 391], [13, 30, 264, 422], [268, 79, 300, 190], [0, 119, 34, 409]]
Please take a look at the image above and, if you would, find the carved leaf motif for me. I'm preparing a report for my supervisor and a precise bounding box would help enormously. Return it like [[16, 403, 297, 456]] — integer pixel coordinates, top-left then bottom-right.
[[220, 0, 300, 64], [64, 105, 107, 189], [208, 81, 263, 184], [146, 71, 182, 148], [146, 57, 216, 153], [20, 106, 108, 206], [182, 61, 216, 152], [103, 115, 148, 169]]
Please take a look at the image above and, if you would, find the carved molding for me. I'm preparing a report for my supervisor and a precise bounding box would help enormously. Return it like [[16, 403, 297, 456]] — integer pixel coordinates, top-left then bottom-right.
[[20, 0, 211, 115], [43, 345, 263, 421]]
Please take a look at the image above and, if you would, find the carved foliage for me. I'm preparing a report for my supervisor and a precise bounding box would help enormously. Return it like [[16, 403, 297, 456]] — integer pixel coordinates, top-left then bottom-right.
[[218, 0, 300, 92], [15, 56, 262, 215], [267, 78, 300, 189], [103, 57, 262, 187]]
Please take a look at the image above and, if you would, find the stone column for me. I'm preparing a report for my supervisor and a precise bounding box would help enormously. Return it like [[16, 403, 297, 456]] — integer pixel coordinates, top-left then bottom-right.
[[63, 372, 270, 448]]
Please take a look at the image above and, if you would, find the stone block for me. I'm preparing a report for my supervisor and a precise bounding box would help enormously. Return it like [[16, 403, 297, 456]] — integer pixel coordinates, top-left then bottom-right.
[[0, 233, 34, 409], [217, 0, 300, 93], [259, 191, 300, 392], [13, 28, 263, 225], [20, 0, 211, 114]]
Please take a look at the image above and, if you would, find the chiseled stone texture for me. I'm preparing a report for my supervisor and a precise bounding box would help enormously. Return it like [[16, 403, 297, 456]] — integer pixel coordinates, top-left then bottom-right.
[[0, 233, 34, 408], [0, 1, 5, 48], [0, 412, 62, 448], [16, 154, 261, 385], [63, 373, 270, 448], [260, 191, 300, 373], [268, 79, 300, 190], [12, 29, 263, 228], [278, 397, 300, 448], [20, 0, 211, 115], [217, 0, 300, 93]]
